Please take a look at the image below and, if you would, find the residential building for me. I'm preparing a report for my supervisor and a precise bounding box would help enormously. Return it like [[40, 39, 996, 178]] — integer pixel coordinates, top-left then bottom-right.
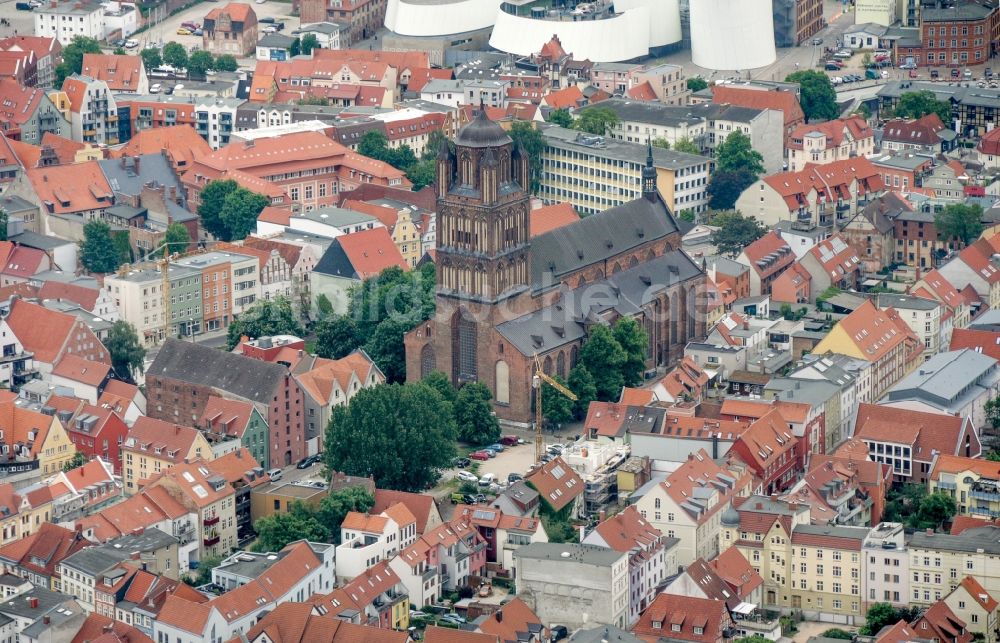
[[33, 0, 105, 45], [797, 234, 862, 301], [335, 508, 411, 581], [882, 348, 1000, 422], [737, 231, 796, 297], [912, 1, 996, 69], [881, 114, 955, 153], [44, 396, 128, 474], [113, 94, 242, 150], [631, 594, 734, 643], [729, 409, 798, 494], [371, 488, 440, 536], [199, 396, 270, 471], [939, 239, 1000, 310], [203, 3, 258, 57], [786, 116, 875, 172], [146, 339, 307, 468], [582, 506, 675, 626], [911, 600, 975, 643], [923, 160, 969, 202], [930, 455, 1000, 519], [811, 299, 923, 400], [311, 559, 407, 629], [121, 416, 214, 495], [80, 54, 147, 94], [524, 456, 584, 519], [171, 251, 259, 330], [296, 350, 384, 452], [861, 522, 909, 609], [710, 85, 805, 143], [449, 504, 546, 573], [539, 126, 712, 215], [103, 265, 201, 347], [877, 293, 946, 358], [841, 193, 909, 275], [855, 403, 981, 483], [239, 602, 409, 643], [514, 542, 629, 630], [0, 79, 69, 144], [0, 36, 61, 89], [908, 525, 1000, 604], [0, 522, 86, 592], [298, 0, 385, 42], [913, 268, 970, 330], [944, 576, 999, 643], [871, 153, 934, 195], [735, 157, 886, 229], [61, 75, 119, 145], [632, 449, 752, 566], [42, 456, 120, 521], [310, 227, 407, 314]]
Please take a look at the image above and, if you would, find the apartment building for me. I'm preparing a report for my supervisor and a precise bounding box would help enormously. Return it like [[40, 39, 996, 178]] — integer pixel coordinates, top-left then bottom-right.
[[913, 268, 970, 331], [0, 79, 69, 144], [939, 239, 1000, 311], [171, 251, 259, 331], [121, 416, 213, 495], [61, 75, 119, 145], [862, 522, 910, 610], [33, 0, 105, 45], [104, 264, 203, 347], [334, 506, 415, 581], [931, 455, 1000, 519], [944, 576, 1000, 643], [876, 293, 945, 358], [786, 116, 875, 172], [908, 526, 1000, 606], [203, 3, 258, 57], [298, 0, 385, 42], [114, 95, 242, 150], [737, 231, 796, 297], [539, 125, 712, 216]]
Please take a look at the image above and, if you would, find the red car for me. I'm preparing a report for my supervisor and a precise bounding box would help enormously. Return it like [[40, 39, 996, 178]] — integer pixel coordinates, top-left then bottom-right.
[[500, 435, 520, 446], [469, 451, 491, 461]]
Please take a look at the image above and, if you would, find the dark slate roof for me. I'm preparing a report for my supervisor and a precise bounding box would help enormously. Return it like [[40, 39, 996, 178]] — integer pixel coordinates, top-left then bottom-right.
[[570, 625, 645, 643], [98, 154, 182, 198], [455, 108, 512, 148], [257, 33, 295, 48], [500, 249, 701, 355], [147, 338, 287, 404], [58, 546, 130, 576], [530, 193, 680, 288], [8, 231, 72, 250], [0, 585, 76, 618], [313, 240, 355, 279]]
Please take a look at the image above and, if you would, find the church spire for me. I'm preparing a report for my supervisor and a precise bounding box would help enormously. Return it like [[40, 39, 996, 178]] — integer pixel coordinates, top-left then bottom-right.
[[642, 136, 657, 201]]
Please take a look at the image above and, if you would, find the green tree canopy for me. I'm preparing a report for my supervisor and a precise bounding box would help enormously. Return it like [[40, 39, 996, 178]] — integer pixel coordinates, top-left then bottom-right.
[[579, 325, 626, 401], [821, 630, 854, 640], [162, 42, 188, 70], [80, 220, 121, 274], [316, 486, 374, 543], [911, 492, 956, 531], [219, 187, 269, 241], [894, 90, 952, 123], [214, 54, 239, 72], [105, 320, 147, 383], [289, 38, 301, 58], [651, 138, 670, 150], [612, 317, 648, 387], [687, 77, 709, 92], [567, 364, 596, 420], [315, 293, 335, 318], [785, 70, 839, 121], [63, 452, 87, 472], [709, 210, 768, 257], [361, 317, 411, 382], [508, 121, 545, 193], [574, 107, 620, 135], [707, 169, 757, 211], [187, 50, 215, 77], [547, 108, 574, 127], [405, 159, 436, 190], [225, 297, 304, 350], [253, 501, 331, 552], [987, 393, 1000, 429], [455, 381, 501, 445], [56, 36, 101, 87], [421, 371, 456, 405], [140, 48, 162, 70], [190, 555, 223, 586], [678, 209, 696, 223], [162, 223, 191, 257], [315, 316, 360, 359], [715, 130, 765, 177], [324, 382, 457, 491], [673, 137, 701, 155], [301, 33, 320, 54], [935, 202, 984, 246], [197, 179, 239, 239], [541, 375, 575, 427], [861, 603, 907, 636], [422, 129, 452, 160]]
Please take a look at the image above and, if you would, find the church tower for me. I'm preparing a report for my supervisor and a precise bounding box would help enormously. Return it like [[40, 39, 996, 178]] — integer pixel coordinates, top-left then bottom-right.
[[434, 108, 532, 303], [642, 137, 657, 201]]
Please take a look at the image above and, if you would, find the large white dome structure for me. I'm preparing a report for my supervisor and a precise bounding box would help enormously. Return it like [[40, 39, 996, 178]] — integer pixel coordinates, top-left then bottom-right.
[[690, 0, 776, 70], [384, 0, 499, 37]]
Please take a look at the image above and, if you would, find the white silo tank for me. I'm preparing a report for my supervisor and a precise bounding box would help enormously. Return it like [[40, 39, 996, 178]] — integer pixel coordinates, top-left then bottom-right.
[[690, 0, 777, 70]]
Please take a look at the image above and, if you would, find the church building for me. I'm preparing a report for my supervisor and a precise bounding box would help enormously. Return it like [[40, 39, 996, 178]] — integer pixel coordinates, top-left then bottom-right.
[[404, 111, 706, 425]]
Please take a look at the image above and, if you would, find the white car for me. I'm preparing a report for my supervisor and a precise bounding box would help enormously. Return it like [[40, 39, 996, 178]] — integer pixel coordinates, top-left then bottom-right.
[[149, 83, 162, 93], [124, 39, 139, 49], [457, 471, 478, 484], [262, 25, 278, 33]]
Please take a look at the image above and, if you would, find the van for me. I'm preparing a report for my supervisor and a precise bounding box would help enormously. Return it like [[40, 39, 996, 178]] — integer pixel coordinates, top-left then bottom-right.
[[478, 473, 496, 487], [865, 69, 879, 80], [267, 468, 282, 482]]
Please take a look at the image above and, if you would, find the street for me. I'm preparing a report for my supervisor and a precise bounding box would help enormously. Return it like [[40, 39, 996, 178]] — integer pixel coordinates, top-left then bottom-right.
[[133, 0, 300, 54]]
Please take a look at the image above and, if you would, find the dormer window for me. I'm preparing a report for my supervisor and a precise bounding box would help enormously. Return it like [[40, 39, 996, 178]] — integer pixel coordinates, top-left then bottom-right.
[[652, 621, 662, 629], [672, 624, 681, 632]]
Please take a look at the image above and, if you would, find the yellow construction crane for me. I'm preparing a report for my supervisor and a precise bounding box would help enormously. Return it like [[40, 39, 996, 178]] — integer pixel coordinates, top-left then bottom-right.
[[533, 355, 577, 463]]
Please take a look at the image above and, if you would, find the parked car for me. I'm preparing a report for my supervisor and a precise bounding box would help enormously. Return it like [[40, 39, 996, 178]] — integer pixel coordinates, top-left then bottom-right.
[[931, 69, 940, 79], [15, 3, 33, 10], [551, 625, 569, 641], [296, 455, 318, 469], [469, 450, 490, 461], [909, 69, 918, 78], [865, 68, 880, 79], [987, 67, 994, 78], [457, 471, 478, 484], [965, 69, 974, 79], [112, 38, 126, 47], [500, 435, 520, 446], [463, 493, 478, 504], [478, 473, 497, 488], [507, 473, 524, 484], [193, 28, 203, 36], [182, 21, 199, 29], [453, 457, 470, 468], [259, 16, 275, 22], [482, 448, 497, 458], [450, 492, 465, 504], [811, 37, 823, 45], [486, 443, 504, 453], [176, 27, 192, 35], [440, 613, 466, 625], [410, 610, 429, 620], [952, 68, 961, 77], [474, 493, 487, 504], [900, 62, 917, 70], [267, 468, 282, 481], [149, 83, 162, 93], [124, 39, 139, 48], [262, 25, 278, 33]]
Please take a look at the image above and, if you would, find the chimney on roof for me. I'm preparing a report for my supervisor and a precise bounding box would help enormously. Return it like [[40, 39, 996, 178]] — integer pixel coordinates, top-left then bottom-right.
[[42, 615, 49, 625], [29, 597, 38, 608], [496, 611, 503, 623], [102, 623, 113, 633], [755, 502, 763, 510], [926, 528, 933, 536], [134, 156, 140, 174], [599, 510, 606, 523]]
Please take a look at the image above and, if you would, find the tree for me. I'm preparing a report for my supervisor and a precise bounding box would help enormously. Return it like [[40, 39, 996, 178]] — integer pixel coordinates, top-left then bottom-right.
[[317, 486, 374, 543], [297, 95, 331, 106], [62, 452, 87, 472], [987, 450, 1000, 462], [935, 202, 984, 246], [862, 52, 873, 68], [911, 492, 956, 530], [289, 38, 301, 58], [140, 48, 162, 70], [214, 54, 239, 72], [734, 637, 769, 643], [547, 108, 574, 127], [986, 393, 1000, 429], [0, 209, 8, 241], [253, 501, 330, 552], [678, 208, 696, 223], [362, 317, 412, 382], [197, 179, 238, 239], [114, 47, 127, 55], [707, 169, 756, 211], [105, 320, 147, 383], [567, 364, 596, 420], [715, 130, 765, 177], [422, 129, 452, 160], [821, 630, 854, 640], [324, 382, 457, 491], [541, 515, 578, 543], [651, 138, 670, 149], [162, 223, 190, 257], [579, 325, 626, 401], [112, 230, 133, 265], [301, 33, 320, 55], [785, 70, 839, 121], [861, 603, 902, 636], [314, 315, 360, 358], [421, 371, 456, 405], [190, 554, 223, 586], [673, 137, 701, 155], [187, 50, 215, 77], [406, 159, 436, 190], [219, 187, 269, 241], [612, 317, 648, 387], [687, 77, 709, 92], [508, 121, 545, 193], [225, 296, 304, 350], [80, 220, 121, 274], [55, 36, 101, 87], [894, 90, 952, 123], [454, 381, 501, 445], [358, 131, 391, 162], [541, 375, 575, 427], [709, 210, 768, 257], [574, 107, 619, 135], [162, 42, 188, 70]]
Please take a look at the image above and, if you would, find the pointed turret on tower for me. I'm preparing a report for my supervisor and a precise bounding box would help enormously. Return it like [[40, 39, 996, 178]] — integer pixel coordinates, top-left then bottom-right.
[[642, 136, 657, 202]]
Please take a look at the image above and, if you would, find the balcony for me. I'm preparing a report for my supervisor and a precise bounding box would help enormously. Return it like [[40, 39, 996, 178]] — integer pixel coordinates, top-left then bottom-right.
[[936, 480, 957, 490], [204, 515, 220, 526], [204, 534, 220, 546], [970, 488, 1000, 502], [970, 506, 1000, 518], [421, 567, 437, 582]]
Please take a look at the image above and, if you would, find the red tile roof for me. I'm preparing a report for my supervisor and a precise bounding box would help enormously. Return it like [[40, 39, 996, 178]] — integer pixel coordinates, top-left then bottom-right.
[[740, 231, 794, 278], [372, 489, 436, 534], [529, 202, 579, 237], [626, 81, 657, 101], [958, 575, 999, 613], [855, 403, 978, 461], [81, 54, 144, 92], [204, 2, 256, 24], [958, 238, 1000, 284], [712, 85, 805, 128], [807, 234, 860, 281], [730, 408, 797, 474], [591, 505, 662, 552], [877, 620, 923, 643], [0, 78, 45, 127], [662, 450, 749, 525], [525, 456, 584, 512], [544, 86, 585, 109], [913, 268, 964, 311], [950, 328, 1000, 360], [24, 160, 113, 215], [830, 299, 922, 363], [478, 598, 544, 643], [0, 522, 86, 581], [930, 454, 1000, 481], [762, 157, 885, 211], [882, 113, 948, 146], [632, 594, 729, 643], [406, 67, 453, 93], [708, 546, 763, 600], [71, 613, 154, 643], [124, 417, 205, 466], [37, 280, 100, 311], [336, 227, 408, 279], [52, 355, 110, 387], [244, 601, 410, 643], [787, 115, 873, 151], [912, 600, 973, 643], [7, 299, 108, 365], [112, 125, 212, 171]]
